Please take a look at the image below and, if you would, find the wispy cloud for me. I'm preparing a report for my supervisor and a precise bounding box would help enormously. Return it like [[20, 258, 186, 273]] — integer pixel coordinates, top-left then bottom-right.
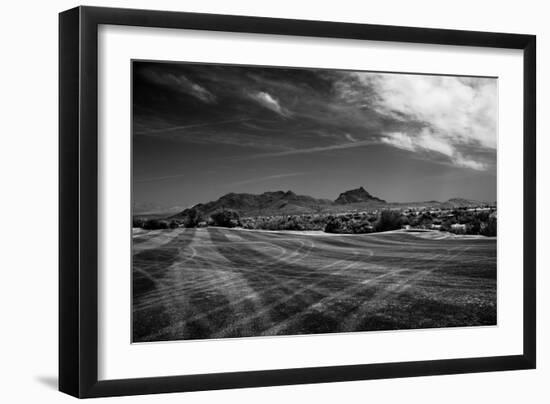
[[134, 118, 253, 136], [245, 139, 376, 159], [381, 130, 486, 171], [228, 172, 307, 186], [454, 153, 486, 170], [248, 91, 291, 118], [142, 70, 216, 103], [380, 132, 416, 152], [136, 171, 308, 186]]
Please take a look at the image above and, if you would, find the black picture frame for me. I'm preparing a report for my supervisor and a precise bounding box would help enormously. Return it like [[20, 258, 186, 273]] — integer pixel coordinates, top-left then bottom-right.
[[59, 5, 536, 398]]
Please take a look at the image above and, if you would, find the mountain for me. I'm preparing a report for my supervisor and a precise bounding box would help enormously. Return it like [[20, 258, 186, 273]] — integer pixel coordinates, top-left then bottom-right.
[[172, 190, 334, 218], [334, 186, 386, 204], [168, 187, 488, 220]]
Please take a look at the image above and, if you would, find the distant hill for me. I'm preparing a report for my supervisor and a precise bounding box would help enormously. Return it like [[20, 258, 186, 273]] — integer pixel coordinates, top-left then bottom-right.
[[171, 190, 334, 219], [133, 202, 187, 216], [441, 198, 485, 208], [167, 187, 491, 220], [335, 186, 386, 204], [380, 198, 488, 210]]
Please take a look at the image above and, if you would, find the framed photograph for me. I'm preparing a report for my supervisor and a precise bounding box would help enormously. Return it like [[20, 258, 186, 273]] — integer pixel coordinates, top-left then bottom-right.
[[59, 6, 536, 398]]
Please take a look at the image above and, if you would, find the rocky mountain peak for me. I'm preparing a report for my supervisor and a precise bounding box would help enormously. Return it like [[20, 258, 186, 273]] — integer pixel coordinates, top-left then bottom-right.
[[334, 186, 386, 204]]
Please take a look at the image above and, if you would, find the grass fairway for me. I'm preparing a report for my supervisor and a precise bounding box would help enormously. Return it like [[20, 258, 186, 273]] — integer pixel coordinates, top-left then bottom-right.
[[132, 227, 496, 342]]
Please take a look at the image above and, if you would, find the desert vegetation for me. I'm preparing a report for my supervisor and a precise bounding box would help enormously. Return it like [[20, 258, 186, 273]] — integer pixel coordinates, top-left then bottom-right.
[[242, 214, 327, 231], [209, 209, 241, 228], [133, 218, 179, 230], [133, 206, 496, 237]]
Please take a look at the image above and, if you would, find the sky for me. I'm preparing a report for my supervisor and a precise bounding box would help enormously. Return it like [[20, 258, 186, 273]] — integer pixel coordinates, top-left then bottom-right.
[[132, 61, 497, 214]]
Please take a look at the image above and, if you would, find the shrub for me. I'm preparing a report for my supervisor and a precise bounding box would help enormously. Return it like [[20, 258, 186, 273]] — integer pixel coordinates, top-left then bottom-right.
[[440, 220, 452, 232], [142, 219, 169, 230], [350, 221, 374, 234], [242, 215, 327, 231], [480, 216, 497, 237], [169, 220, 179, 229], [210, 210, 241, 228], [281, 217, 303, 231], [373, 210, 403, 232], [324, 215, 373, 234], [184, 208, 201, 228], [324, 217, 345, 234]]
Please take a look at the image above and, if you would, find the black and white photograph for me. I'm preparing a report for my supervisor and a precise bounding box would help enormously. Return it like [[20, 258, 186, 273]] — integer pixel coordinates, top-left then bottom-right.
[[131, 61, 497, 343]]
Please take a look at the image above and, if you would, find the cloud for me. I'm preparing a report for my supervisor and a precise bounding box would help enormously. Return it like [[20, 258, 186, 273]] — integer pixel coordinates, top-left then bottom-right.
[[381, 129, 456, 158], [246, 139, 376, 159], [142, 70, 216, 103], [135, 118, 253, 136], [248, 91, 291, 117], [454, 153, 486, 170], [416, 128, 455, 157], [381, 131, 486, 170], [380, 132, 416, 152], [351, 73, 497, 149], [334, 71, 496, 170]]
